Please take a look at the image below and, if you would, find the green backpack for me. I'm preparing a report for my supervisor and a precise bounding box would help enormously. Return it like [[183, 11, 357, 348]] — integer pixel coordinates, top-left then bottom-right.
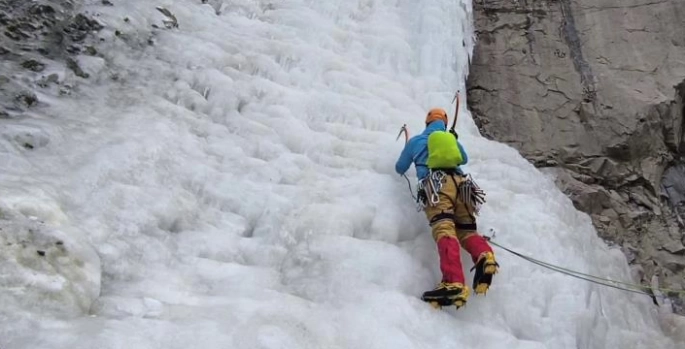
[[427, 131, 463, 169]]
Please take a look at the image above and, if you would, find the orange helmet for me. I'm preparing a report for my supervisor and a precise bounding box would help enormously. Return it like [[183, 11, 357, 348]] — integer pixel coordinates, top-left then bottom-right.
[[425, 108, 448, 125]]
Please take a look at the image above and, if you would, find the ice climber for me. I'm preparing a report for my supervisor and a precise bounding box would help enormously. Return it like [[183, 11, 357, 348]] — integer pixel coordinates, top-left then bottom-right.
[[395, 107, 499, 308]]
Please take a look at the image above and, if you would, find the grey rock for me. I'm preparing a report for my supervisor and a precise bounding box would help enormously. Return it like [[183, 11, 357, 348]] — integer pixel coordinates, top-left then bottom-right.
[[622, 243, 639, 264], [0, 0, 106, 120], [2, 124, 51, 150], [0, 208, 101, 316], [664, 241, 685, 255], [0, 74, 39, 115], [62, 13, 103, 43], [468, 0, 685, 312], [0, 1, 102, 60], [15, 90, 37, 107], [663, 164, 685, 221], [21, 59, 45, 72], [660, 253, 685, 273], [36, 73, 59, 88], [66, 57, 89, 78], [629, 263, 644, 284]]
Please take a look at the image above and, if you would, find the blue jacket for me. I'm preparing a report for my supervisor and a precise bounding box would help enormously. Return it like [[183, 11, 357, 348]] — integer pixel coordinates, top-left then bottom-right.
[[395, 120, 468, 180]]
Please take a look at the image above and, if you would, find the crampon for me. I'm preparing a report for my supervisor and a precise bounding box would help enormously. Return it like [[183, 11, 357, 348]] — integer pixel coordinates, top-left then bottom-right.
[[471, 252, 499, 295], [421, 282, 470, 310]]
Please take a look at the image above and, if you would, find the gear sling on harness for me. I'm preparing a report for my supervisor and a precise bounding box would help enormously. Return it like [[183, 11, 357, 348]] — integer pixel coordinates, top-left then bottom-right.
[[417, 171, 486, 226], [416, 129, 486, 222]]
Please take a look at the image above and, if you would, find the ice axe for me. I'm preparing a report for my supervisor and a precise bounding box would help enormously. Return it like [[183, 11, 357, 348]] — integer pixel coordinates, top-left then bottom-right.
[[396, 124, 409, 144], [395, 123, 418, 202], [450, 90, 460, 137]]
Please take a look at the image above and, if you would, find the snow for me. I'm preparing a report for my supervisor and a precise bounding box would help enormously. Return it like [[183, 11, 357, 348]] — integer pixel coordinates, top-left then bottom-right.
[[0, 0, 680, 348]]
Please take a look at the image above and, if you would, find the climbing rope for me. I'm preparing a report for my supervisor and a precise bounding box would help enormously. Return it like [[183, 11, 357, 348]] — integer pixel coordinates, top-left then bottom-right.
[[402, 173, 417, 202], [392, 93, 685, 304], [397, 124, 420, 206], [483, 236, 685, 304]]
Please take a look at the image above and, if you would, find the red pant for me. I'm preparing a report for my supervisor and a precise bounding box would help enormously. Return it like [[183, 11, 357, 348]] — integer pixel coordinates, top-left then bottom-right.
[[424, 174, 493, 284], [437, 235, 492, 283]]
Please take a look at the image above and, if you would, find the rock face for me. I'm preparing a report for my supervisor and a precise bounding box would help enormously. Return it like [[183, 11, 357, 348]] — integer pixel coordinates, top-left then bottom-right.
[[0, 204, 101, 317], [467, 0, 685, 312], [0, 0, 103, 118], [1, 0, 104, 316]]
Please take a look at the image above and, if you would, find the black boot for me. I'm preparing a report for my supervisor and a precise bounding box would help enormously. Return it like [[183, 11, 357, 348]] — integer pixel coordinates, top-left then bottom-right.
[[471, 252, 499, 295], [421, 282, 470, 309]]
